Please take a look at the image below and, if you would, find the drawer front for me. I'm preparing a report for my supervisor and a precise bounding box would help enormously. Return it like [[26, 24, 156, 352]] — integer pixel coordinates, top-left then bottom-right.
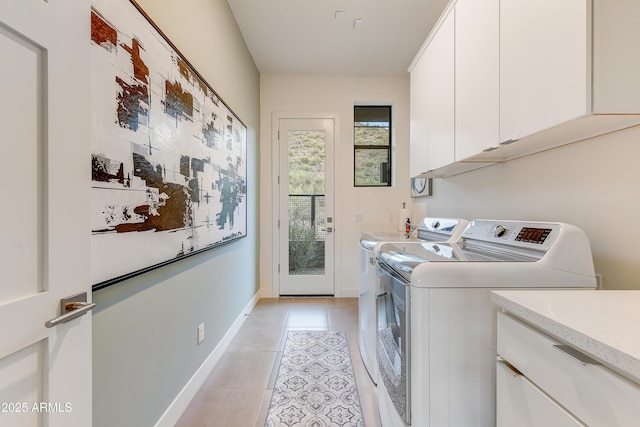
[[497, 312, 640, 427], [497, 358, 586, 427]]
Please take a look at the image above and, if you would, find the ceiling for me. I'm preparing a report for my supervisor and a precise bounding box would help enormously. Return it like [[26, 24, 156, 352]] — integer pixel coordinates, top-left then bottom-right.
[[225, 0, 450, 75]]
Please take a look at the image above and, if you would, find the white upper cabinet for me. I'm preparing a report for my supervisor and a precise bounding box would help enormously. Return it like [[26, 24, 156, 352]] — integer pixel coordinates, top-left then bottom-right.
[[499, 0, 588, 144], [455, 0, 500, 160], [424, 10, 455, 172], [592, 0, 640, 113], [409, 46, 429, 177], [410, 0, 640, 177]]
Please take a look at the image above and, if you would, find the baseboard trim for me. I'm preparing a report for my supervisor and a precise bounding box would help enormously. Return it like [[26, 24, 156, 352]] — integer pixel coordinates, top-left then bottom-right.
[[153, 291, 261, 427], [260, 285, 274, 298], [261, 288, 358, 298]]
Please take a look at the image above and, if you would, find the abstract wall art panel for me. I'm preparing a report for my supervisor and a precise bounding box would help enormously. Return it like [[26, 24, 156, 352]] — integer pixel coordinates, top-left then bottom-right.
[[90, 0, 247, 290]]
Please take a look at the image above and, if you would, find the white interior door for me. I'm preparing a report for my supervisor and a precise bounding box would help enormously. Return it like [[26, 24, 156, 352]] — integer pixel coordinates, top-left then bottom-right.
[[277, 117, 335, 295], [0, 1, 92, 426]]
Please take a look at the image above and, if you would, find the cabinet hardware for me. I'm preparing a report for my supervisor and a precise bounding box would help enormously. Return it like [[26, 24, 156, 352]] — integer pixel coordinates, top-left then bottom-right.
[[497, 356, 523, 376], [553, 344, 601, 366]]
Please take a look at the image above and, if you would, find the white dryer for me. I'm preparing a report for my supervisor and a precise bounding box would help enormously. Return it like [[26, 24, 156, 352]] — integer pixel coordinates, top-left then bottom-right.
[[358, 218, 469, 384], [375, 220, 597, 426]]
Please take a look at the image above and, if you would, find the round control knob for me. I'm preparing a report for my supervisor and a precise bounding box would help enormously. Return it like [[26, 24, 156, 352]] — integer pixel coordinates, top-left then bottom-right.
[[494, 225, 508, 238]]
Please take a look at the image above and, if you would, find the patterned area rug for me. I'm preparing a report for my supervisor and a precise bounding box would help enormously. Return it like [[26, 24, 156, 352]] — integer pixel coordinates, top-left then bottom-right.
[[265, 330, 365, 427]]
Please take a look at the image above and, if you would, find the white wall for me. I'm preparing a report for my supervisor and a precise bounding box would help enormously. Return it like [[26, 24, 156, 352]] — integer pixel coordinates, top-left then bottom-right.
[[260, 75, 640, 293], [411, 125, 640, 290], [91, 0, 260, 426], [260, 74, 412, 297]]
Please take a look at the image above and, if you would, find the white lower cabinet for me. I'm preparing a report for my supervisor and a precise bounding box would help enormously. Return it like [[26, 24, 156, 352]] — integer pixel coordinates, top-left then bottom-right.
[[496, 311, 640, 427], [497, 358, 586, 427]]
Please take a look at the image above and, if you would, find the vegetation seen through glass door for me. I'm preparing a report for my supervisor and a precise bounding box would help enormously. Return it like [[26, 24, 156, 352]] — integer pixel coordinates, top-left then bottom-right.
[[288, 130, 326, 275]]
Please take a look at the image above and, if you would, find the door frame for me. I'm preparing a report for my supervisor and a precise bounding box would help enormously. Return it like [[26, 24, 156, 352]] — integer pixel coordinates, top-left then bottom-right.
[[271, 112, 340, 297], [0, 0, 92, 425]]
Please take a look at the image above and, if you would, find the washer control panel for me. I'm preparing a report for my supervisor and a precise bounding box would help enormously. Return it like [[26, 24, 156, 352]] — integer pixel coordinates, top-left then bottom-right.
[[493, 225, 508, 238], [461, 220, 560, 251]]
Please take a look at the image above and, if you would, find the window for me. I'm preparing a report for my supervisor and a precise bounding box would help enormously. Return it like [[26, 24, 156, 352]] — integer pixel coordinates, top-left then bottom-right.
[[354, 106, 391, 187]]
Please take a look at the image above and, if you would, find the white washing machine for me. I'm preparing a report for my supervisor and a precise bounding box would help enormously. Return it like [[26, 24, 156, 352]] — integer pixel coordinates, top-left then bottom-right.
[[375, 220, 597, 426], [358, 218, 469, 384]]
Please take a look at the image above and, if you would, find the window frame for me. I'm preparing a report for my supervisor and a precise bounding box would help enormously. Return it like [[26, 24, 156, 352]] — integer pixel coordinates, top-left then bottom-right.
[[353, 105, 392, 187]]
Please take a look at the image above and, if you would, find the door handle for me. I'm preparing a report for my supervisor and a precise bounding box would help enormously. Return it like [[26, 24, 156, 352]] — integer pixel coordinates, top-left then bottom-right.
[[45, 292, 96, 328]]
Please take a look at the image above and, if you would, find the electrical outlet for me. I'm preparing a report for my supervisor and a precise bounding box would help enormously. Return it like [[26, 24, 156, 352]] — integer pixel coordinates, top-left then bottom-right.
[[197, 323, 205, 344], [596, 274, 603, 289]]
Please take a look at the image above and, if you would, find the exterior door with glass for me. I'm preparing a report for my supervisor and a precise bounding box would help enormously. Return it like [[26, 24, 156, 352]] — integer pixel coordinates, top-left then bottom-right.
[[277, 117, 335, 295]]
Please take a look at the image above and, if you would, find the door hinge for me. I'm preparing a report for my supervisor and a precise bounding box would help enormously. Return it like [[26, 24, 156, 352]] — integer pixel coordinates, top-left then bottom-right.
[[277, 175, 280, 185], [278, 219, 280, 229], [278, 264, 280, 273]]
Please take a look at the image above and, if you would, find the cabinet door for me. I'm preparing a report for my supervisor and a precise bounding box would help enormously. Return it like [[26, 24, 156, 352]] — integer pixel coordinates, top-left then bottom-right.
[[409, 53, 429, 177], [593, 0, 640, 113], [500, 0, 588, 143], [497, 360, 587, 427], [425, 10, 455, 171], [455, 0, 499, 159]]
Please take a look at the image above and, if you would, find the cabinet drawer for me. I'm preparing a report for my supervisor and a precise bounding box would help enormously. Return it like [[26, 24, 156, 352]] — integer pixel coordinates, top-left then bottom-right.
[[497, 358, 586, 427], [497, 312, 640, 427]]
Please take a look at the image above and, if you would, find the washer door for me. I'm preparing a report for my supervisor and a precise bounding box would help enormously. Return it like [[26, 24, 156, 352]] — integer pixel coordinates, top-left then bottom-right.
[[376, 261, 411, 424]]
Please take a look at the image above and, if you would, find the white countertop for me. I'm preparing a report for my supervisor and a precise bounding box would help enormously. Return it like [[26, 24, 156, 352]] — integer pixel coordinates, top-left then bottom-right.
[[491, 289, 640, 385]]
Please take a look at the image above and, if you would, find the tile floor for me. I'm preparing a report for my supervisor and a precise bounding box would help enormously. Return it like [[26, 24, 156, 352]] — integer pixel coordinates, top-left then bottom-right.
[[176, 297, 381, 427]]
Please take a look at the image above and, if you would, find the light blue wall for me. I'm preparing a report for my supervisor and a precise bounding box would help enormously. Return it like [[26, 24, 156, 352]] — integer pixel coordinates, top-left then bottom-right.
[[91, 0, 260, 425]]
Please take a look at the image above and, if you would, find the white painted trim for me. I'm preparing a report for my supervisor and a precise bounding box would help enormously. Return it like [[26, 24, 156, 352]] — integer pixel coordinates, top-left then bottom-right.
[[153, 291, 261, 427], [340, 287, 359, 298], [271, 113, 281, 297], [408, 0, 456, 72], [261, 285, 275, 298]]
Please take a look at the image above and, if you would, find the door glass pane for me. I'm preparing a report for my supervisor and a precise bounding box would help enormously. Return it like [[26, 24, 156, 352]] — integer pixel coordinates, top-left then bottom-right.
[[288, 130, 325, 275]]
